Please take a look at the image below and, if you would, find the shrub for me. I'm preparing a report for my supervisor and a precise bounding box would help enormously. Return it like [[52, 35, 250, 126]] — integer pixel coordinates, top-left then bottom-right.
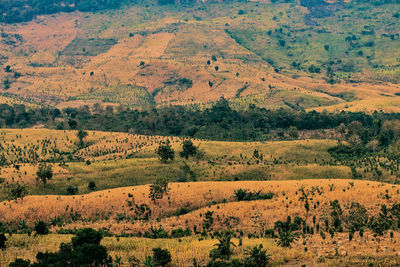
[[72, 228, 102, 247], [277, 229, 298, 247], [149, 178, 170, 203], [308, 64, 321, 73], [203, 211, 214, 230], [233, 189, 274, 201], [243, 244, 271, 267], [88, 181, 96, 190], [66, 185, 78, 195], [152, 247, 172, 266], [209, 231, 235, 261], [171, 228, 192, 238], [144, 226, 169, 239], [274, 217, 301, 247], [7, 182, 27, 202], [36, 163, 53, 184], [175, 206, 192, 216], [34, 221, 49, 235], [9, 259, 31, 267], [135, 203, 152, 221], [264, 229, 277, 238], [0, 233, 7, 250]]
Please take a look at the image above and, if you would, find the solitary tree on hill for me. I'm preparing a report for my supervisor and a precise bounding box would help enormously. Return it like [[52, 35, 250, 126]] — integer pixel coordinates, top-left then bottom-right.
[[179, 139, 198, 159], [155, 140, 175, 163]]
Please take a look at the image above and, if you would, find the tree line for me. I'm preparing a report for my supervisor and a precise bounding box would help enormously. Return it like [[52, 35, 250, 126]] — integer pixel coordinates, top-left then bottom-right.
[[2, 100, 400, 141], [0, 0, 128, 23]]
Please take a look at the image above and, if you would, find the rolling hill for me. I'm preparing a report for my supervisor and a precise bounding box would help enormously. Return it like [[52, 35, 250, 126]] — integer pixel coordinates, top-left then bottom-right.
[[2, 1, 400, 266], [0, 0, 399, 112]]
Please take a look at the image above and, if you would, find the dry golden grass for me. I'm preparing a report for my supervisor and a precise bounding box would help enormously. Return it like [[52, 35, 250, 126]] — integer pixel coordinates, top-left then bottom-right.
[[2, 179, 400, 266], [0, 179, 397, 232], [0, 164, 69, 184], [0, 234, 307, 267], [0, 128, 183, 184], [2, 12, 80, 52], [0, 128, 180, 161], [0, 128, 345, 185]]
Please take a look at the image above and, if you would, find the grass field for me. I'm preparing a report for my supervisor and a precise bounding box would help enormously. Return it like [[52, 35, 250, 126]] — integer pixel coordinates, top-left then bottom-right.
[[1, 2, 400, 264], [0, 128, 352, 200], [1, 129, 400, 265], [2, 179, 400, 266]]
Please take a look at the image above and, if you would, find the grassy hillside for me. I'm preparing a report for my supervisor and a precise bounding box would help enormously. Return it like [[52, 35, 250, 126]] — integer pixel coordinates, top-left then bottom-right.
[[1, 1, 400, 266], [0, 1, 399, 111], [2, 179, 400, 266], [1, 127, 400, 199], [0, 128, 351, 199]]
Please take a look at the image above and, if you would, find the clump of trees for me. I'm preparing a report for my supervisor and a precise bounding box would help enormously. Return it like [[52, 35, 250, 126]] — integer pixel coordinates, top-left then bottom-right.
[[233, 189, 274, 201], [4, 101, 400, 142], [7, 182, 27, 202], [9, 228, 115, 266], [208, 231, 271, 267]]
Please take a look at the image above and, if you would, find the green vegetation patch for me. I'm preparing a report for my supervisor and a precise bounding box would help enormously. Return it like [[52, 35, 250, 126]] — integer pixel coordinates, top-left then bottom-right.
[[63, 38, 118, 57]]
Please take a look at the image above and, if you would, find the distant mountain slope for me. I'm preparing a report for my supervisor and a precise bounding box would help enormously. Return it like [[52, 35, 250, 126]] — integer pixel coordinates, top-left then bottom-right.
[[0, 0, 126, 23], [0, 0, 399, 111]]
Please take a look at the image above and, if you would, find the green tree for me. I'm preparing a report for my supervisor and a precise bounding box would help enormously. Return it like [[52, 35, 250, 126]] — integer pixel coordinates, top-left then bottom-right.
[[179, 139, 198, 159], [209, 231, 235, 261], [16, 228, 114, 266], [36, 163, 53, 184], [243, 244, 271, 267], [277, 229, 298, 247], [34, 221, 49, 235], [155, 140, 175, 163], [152, 247, 172, 266], [77, 129, 89, 148], [4, 65, 11, 72], [330, 200, 343, 232], [345, 202, 368, 233], [7, 182, 27, 202]]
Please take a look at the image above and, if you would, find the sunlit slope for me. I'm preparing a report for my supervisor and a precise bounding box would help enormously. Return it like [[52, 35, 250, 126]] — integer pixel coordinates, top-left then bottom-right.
[[0, 2, 399, 111]]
